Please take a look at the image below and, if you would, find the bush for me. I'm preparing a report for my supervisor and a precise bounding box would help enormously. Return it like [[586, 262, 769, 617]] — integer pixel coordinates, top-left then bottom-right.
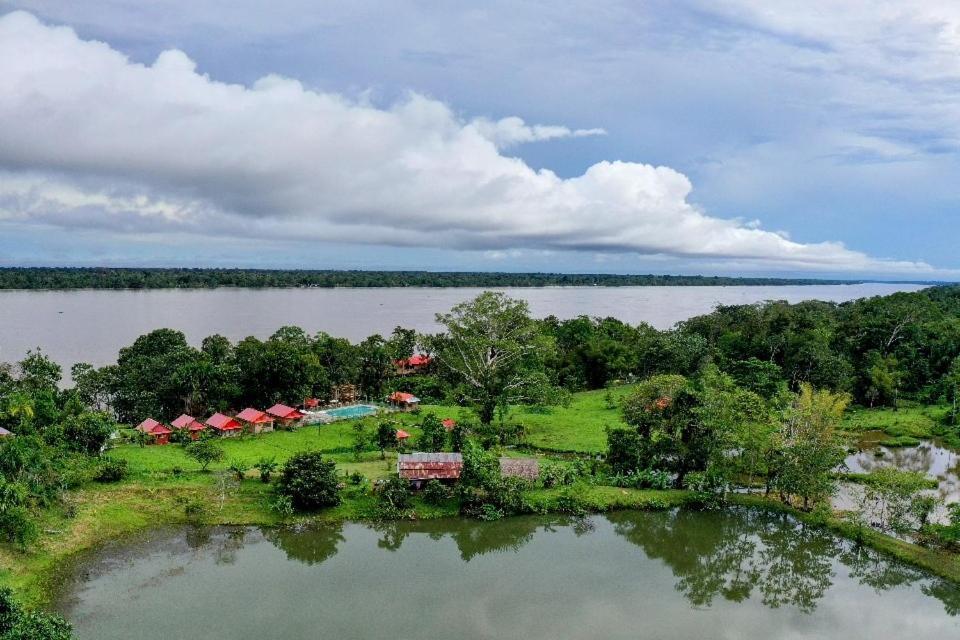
[[0, 506, 39, 548], [348, 471, 366, 486], [94, 458, 128, 483], [539, 461, 578, 488], [378, 476, 412, 511], [0, 587, 72, 640], [275, 451, 342, 511], [256, 457, 278, 483], [422, 479, 450, 505], [183, 499, 207, 521]]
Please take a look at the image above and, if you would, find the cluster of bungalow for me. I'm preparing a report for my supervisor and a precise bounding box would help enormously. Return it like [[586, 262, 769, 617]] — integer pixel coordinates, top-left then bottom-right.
[[397, 451, 540, 488], [135, 403, 306, 445]]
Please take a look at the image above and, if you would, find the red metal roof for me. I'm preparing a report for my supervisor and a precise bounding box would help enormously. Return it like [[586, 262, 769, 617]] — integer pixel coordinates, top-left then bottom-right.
[[388, 391, 419, 403], [396, 429, 411, 439], [236, 408, 272, 423], [171, 414, 205, 431], [206, 413, 241, 430], [136, 418, 172, 435], [266, 404, 304, 419], [397, 453, 463, 480], [395, 354, 432, 367], [304, 398, 320, 408]]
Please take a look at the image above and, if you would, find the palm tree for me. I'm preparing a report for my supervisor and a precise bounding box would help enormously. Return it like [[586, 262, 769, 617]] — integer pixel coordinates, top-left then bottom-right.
[[3, 392, 35, 432]]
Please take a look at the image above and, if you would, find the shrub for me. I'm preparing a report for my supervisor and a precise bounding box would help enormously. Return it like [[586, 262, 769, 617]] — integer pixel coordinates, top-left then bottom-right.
[[275, 451, 342, 511], [256, 457, 279, 483], [0, 506, 39, 548], [378, 476, 412, 511], [0, 587, 72, 640], [227, 459, 249, 482], [422, 479, 450, 505], [94, 458, 128, 483], [539, 461, 577, 488], [183, 499, 207, 521], [171, 466, 184, 477], [348, 471, 366, 486]]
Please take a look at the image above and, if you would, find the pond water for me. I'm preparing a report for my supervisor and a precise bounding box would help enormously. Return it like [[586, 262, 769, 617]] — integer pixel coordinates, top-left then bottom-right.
[[840, 436, 960, 520], [0, 283, 924, 377], [57, 509, 960, 640]]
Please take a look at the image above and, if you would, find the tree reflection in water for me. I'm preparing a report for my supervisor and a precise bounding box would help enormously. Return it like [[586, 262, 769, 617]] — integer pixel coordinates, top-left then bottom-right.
[[246, 508, 960, 617], [263, 522, 345, 566], [368, 516, 562, 562], [609, 507, 960, 616]]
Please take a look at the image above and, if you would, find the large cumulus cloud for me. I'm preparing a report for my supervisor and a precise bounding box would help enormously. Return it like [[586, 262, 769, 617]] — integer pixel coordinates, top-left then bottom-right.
[[0, 11, 936, 273]]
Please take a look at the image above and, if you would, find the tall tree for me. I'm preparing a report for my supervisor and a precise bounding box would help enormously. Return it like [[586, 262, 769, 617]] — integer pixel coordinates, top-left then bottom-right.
[[426, 292, 557, 424]]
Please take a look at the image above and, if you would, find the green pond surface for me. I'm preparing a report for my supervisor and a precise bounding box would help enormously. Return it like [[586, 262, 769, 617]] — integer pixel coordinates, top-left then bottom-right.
[[57, 508, 960, 639]]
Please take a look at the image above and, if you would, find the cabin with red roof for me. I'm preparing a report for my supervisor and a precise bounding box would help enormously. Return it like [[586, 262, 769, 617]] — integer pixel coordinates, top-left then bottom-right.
[[387, 391, 420, 411], [235, 408, 275, 434], [266, 403, 304, 427], [397, 452, 463, 488], [135, 418, 173, 445], [171, 414, 206, 440], [393, 354, 433, 376], [206, 412, 243, 437]]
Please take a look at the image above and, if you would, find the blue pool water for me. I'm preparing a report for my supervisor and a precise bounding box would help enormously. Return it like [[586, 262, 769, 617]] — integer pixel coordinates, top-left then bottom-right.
[[321, 404, 380, 420]]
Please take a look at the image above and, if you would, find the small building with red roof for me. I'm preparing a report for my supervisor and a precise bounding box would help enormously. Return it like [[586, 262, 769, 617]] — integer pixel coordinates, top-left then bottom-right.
[[441, 418, 456, 431], [266, 403, 305, 427], [397, 452, 463, 487], [135, 418, 173, 445], [171, 414, 206, 440], [206, 412, 243, 437], [235, 408, 275, 434], [303, 397, 321, 410], [396, 429, 411, 442], [393, 354, 433, 376], [387, 391, 420, 411]]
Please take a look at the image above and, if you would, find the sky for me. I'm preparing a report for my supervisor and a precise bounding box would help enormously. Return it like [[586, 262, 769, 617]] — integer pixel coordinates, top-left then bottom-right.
[[0, 1, 958, 279]]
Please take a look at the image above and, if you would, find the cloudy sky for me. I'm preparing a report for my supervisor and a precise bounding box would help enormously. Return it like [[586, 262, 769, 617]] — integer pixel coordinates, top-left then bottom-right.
[[1, 1, 958, 278]]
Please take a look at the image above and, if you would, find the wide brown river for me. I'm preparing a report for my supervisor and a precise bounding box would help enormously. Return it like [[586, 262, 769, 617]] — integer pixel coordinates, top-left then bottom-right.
[[0, 283, 924, 374]]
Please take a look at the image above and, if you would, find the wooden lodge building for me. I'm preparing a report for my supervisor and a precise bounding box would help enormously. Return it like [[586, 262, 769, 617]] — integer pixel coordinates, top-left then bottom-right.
[[205, 412, 243, 437], [393, 354, 432, 376], [387, 391, 420, 411], [171, 414, 206, 440], [235, 408, 275, 434], [135, 418, 173, 445], [397, 452, 463, 487], [266, 403, 305, 427]]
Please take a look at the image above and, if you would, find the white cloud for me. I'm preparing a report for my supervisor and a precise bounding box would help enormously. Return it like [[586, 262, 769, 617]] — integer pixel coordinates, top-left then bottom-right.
[[0, 10, 941, 274]]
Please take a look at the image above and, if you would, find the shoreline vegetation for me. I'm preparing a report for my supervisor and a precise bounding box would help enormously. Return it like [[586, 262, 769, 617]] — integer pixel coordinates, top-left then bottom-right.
[[0, 267, 903, 290], [5, 286, 960, 635]]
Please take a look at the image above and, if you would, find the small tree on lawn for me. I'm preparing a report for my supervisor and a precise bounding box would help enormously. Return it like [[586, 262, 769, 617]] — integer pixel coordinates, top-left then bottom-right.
[[256, 456, 279, 483], [351, 421, 368, 461], [186, 439, 225, 471], [227, 459, 249, 482], [418, 414, 447, 452], [276, 451, 342, 511], [375, 421, 398, 459]]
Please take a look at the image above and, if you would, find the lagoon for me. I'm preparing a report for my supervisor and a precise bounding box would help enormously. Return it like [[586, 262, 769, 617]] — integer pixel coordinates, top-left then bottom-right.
[[57, 508, 959, 640]]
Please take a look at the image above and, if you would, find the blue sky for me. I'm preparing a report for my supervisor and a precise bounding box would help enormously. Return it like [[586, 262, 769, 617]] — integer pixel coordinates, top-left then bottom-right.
[[1, 1, 958, 278]]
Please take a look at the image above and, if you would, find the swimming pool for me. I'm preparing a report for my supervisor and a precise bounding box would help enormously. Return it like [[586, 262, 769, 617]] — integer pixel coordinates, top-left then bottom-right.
[[321, 404, 381, 420]]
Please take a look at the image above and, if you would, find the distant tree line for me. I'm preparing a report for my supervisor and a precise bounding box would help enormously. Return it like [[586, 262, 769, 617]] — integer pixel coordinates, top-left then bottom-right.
[[0, 267, 867, 290]]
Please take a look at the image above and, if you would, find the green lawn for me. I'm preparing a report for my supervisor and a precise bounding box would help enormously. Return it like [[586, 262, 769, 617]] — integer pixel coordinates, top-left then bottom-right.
[[111, 387, 628, 479], [428, 385, 633, 454], [840, 404, 950, 439]]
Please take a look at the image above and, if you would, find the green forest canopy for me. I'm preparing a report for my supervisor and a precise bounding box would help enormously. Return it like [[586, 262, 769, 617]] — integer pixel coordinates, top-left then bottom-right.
[[0, 267, 895, 289]]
